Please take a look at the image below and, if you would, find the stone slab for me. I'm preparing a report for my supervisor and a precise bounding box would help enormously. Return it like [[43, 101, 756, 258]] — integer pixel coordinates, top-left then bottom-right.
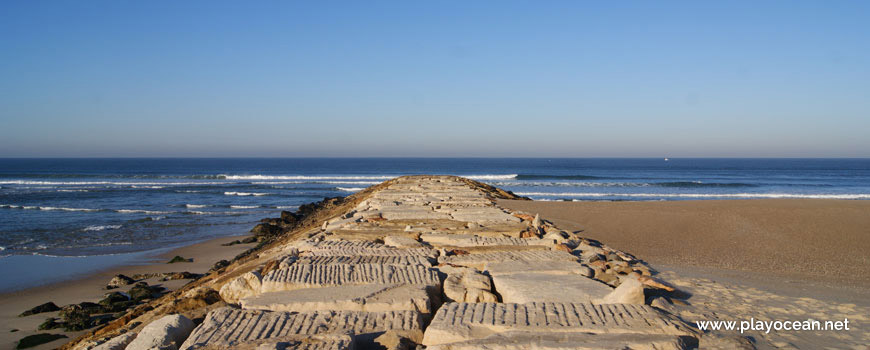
[[421, 234, 550, 248], [241, 283, 432, 314], [438, 250, 578, 268], [484, 260, 592, 276], [421, 302, 696, 346], [491, 273, 612, 303], [426, 332, 690, 350], [260, 264, 440, 293], [181, 307, 422, 350]]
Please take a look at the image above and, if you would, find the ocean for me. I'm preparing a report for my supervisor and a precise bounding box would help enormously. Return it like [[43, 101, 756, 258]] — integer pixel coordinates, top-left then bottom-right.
[[1, 158, 868, 290]]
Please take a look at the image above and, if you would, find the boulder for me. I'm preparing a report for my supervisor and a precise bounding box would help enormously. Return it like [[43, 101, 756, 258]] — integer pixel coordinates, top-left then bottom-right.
[[18, 302, 60, 317], [106, 274, 136, 289], [442, 268, 497, 303], [15, 333, 67, 349], [218, 271, 262, 303], [129, 282, 165, 301], [125, 314, 195, 350], [92, 333, 137, 350], [597, 277, 645, 304]]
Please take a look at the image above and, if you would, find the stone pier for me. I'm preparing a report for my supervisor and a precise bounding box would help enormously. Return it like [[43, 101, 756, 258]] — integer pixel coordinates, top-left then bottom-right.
[[73, 176, 702, 350]]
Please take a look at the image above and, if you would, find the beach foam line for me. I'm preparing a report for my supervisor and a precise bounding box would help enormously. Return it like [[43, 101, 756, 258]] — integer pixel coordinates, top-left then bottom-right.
[[224, 191, 269, 196], [185, 204, 209, 208], [515, 192, 870, 199], [230, 205, 260, 209]]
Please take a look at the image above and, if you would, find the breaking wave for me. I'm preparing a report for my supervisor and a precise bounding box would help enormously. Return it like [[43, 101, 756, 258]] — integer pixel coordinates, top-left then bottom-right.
[[224, 192, 269, 196], [336, 187, 365, 192]]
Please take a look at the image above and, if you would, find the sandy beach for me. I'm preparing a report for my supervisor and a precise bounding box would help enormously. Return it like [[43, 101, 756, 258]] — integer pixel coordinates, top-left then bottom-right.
[[0, 235, 256, 350], [500, 198, 870, 349], [499, 198, 870, 287]]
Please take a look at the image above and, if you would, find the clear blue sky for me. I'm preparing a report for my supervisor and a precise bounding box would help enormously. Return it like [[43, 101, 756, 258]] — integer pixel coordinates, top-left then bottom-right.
[[1, 1, 868, 157]]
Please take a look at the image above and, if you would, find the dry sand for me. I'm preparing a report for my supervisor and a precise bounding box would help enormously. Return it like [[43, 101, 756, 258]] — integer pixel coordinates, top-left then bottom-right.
[[0, 235, 256, 350], [499, 198, 870, 287], [500, 199, 870, 349]]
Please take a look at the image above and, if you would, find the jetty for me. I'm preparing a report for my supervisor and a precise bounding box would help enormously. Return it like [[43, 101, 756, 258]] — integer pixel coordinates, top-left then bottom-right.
[[66, 176, 713, 350]]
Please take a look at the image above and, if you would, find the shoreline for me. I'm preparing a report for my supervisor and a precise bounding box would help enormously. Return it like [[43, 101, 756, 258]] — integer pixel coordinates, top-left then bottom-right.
[[0, 234, 257, 350]]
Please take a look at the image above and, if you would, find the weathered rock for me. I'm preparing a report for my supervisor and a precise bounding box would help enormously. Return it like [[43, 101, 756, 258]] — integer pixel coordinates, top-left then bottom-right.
[[106, 274, 136, 289], [422, 302, 697, 346], [218, 271, 263, 303], [59, 304, 94, 331], [383, 235, 424, 248], [18, 302, 60, 317], [442, 268, 498, 303], [92, 332, 137, 350], [596, 277, 645, 304], [126, 314, 195, 350], [251, 223, 283, 237]]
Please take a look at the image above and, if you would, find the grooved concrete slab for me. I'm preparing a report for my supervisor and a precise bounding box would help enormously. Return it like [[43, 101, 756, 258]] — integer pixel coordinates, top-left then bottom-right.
[[295, 255, 433, 266], [183, 333, 355, 350], [422, 302, 696, 346], [484, 260, 592, 276], [181, 307, 422, 350], [260, 264, 440, 293]]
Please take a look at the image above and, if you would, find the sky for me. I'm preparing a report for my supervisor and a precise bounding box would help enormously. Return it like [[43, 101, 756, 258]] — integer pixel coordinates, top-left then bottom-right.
[[1, 1, 868, 157]]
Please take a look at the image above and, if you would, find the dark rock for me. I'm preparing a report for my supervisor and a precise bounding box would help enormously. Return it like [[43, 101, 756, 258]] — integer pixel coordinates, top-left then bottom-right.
[[106, 274, 136, 289], [59, 305, 93, 331], [99, 292, 135, 312], [16, 333, 67, 349], [163, 271, 202, 281], [210, 259, 230, 272], [129, 282, 165, 301], [18, 302, 60, 317], [167, 255, 192, 263], [37, 318, 62, 330], [220, 240, 241, 246], [241, 236, 257, 244], [280, 210, 300, 224], [250, 223, 282, 237]]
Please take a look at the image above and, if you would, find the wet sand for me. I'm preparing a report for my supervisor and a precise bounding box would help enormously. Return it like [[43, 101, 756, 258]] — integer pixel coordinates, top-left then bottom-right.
[[0, 235, 256, 350]]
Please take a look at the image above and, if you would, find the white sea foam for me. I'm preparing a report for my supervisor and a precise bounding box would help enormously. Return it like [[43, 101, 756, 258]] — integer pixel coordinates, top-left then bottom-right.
[[515, 192, 870, 199], [185, 204, 209, 208], [224, 192, 269, 196], [57, 189, 90, 192], [275, 206, 297, 209], [115, 209, 171, 215], [336, 187, 365, 192], [230, 205, 259, 209], [83, 225, 122, 231], [39, 206, 101, 212], [184, 211, 209, 215], [0, 180, 226, 186]]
